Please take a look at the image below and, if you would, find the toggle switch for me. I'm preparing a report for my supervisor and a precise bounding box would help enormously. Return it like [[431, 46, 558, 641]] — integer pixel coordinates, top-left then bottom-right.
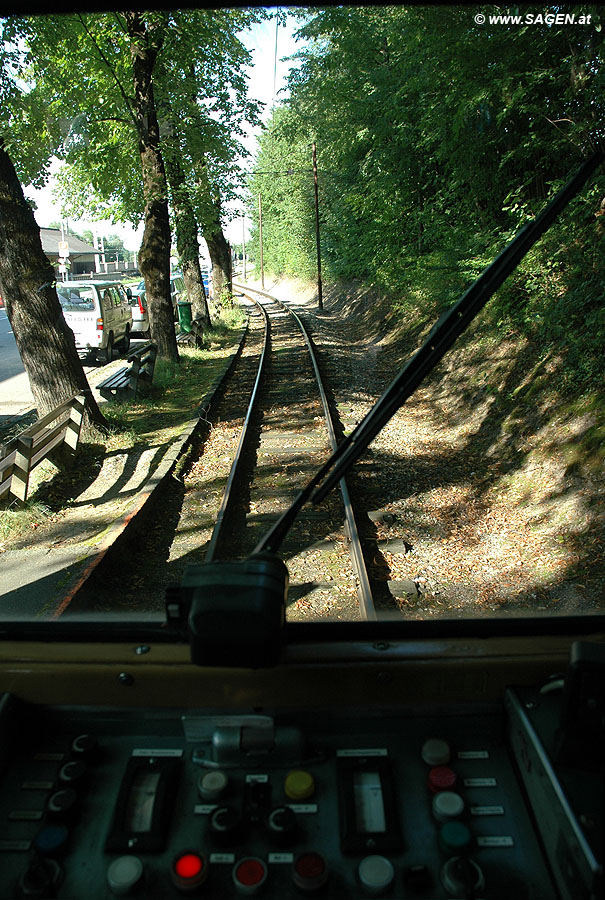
[[403, 864, 433, 894]]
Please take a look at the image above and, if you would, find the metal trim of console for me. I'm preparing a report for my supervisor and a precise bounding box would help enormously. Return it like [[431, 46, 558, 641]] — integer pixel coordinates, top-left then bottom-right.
[[505, 687, 601, 900]]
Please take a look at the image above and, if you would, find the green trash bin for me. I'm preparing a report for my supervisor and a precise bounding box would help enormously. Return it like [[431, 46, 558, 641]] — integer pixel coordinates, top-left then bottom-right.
[[177, 300, 192, 333]]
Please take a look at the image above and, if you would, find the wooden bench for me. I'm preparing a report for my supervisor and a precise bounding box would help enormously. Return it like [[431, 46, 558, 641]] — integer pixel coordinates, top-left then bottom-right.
[[176, 318, 205, 347], [97, 342, 158, 402], [0, 394, 85, 503]]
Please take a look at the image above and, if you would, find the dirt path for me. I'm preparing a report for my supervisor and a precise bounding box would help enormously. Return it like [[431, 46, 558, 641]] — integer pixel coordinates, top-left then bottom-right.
[[262, 276, 604, 617]]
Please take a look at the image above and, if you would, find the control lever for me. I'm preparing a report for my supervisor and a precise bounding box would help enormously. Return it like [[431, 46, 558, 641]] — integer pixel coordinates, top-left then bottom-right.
[[188, 715, 306, 768]]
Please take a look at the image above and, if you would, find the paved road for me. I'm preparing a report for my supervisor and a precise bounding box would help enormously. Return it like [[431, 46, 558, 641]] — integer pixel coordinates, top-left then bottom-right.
[[0, 308, 139, 426], [0, 307, 36, 421], [0, 307, 23, 380]]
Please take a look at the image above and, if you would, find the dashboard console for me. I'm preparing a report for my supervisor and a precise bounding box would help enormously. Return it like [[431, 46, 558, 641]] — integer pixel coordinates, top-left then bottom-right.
[[0, 639, 602, 900]]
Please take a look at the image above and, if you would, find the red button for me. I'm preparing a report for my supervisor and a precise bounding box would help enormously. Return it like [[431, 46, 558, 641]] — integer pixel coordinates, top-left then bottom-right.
[[175, 854, 203, 879], [233, 857, 267, 894], [172, 852, 207, 891], [295, 853, 326, 879], [293, 852, 329, 892], [428, 765, 457, 793]]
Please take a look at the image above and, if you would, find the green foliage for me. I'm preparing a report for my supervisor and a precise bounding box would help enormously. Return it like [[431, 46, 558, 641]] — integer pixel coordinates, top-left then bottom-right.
[[247, 105, 318, 279], [249, 4, 604, 396], [1, 9, 267, 229]]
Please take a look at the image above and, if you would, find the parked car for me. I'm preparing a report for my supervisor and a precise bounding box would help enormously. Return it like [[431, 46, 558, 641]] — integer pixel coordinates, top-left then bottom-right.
[[129, 280, 150, 338], [170, 274, 186, 312], [201, 269, 212, 297], [57, 280, 132, 363], [131, 274, 186, 327]]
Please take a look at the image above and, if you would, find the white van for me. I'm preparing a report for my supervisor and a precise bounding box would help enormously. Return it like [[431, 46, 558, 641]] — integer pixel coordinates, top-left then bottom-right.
[[57, 280, 132, 363]]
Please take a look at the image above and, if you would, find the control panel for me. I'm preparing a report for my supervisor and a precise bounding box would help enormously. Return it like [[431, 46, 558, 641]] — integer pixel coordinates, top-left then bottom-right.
[[0, 691, 587, 899]]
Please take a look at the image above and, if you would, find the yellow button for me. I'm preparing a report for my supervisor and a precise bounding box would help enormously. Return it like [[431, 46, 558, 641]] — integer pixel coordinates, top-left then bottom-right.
[[284, 769, 315, 801]]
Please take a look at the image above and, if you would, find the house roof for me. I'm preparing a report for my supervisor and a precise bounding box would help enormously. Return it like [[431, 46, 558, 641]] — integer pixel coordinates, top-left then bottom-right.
[[40, 228, 100, 257]]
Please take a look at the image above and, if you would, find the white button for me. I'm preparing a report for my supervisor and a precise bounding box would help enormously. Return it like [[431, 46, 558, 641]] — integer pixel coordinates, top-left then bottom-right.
[[107, 856, 143, 896], [358, 855, 395, 895], [198, 769, 228, 800], [432, 791, 465, 822], [421, 738, 451, 766]]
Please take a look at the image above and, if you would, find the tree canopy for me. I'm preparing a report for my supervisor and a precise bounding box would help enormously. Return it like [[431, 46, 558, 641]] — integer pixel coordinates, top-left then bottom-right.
[[2, 10, 263, 227], [1, 9, 267, 367], [248, 5, 604, 391]]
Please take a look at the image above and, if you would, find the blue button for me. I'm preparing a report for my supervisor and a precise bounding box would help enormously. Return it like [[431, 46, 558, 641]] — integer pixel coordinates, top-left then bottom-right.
[[33, 824, 69, 856]]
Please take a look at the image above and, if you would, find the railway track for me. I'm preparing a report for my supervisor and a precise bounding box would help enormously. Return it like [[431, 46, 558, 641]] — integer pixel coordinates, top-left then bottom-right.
[[213, 285, 376, 620], [68, 286, 388, 621]]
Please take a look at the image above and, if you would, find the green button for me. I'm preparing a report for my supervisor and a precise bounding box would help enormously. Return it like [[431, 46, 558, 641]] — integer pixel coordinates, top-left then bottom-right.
[[439, 821, 473, 854]]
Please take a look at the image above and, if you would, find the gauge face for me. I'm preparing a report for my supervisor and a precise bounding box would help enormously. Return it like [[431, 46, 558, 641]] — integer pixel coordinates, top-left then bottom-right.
[[105, 756, 181, 853], [353, 771, 386, 834], [338, 755, 401, 853], [125, 770, 161, 833]]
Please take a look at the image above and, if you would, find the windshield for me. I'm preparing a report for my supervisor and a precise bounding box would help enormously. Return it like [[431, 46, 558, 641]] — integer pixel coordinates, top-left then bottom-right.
[[56, 285, 96, 311], [0, 5, 603, 637]]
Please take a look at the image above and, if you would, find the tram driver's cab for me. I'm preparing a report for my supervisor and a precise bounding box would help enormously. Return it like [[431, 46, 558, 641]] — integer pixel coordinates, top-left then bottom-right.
[[0, 35, 602, 900]]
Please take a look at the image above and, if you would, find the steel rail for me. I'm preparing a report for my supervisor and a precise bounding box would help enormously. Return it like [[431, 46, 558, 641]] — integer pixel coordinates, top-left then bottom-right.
[[234, 283, 377, 621], [204, 301, 269, 563]]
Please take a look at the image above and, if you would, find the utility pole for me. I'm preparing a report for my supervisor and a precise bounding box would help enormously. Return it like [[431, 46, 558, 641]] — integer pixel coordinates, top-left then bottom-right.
[[242, 214, 247, 281], [312, 142, 323, 310], [258, 193, 265, 290]]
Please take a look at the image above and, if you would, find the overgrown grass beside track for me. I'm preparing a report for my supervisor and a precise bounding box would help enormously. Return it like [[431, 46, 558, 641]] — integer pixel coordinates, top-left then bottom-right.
[[101, 308, 245, 450]]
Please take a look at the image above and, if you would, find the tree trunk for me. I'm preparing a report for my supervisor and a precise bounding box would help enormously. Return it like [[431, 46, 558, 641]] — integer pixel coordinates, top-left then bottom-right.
[[125, 11, 178, 363], [162, 116, 211, 327], [205, 226, 232, 303], [192, 156, 232, 302], [0, 140, 106, 430]]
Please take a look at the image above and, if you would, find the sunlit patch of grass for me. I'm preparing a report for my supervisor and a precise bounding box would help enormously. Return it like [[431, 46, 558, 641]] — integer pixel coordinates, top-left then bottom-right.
[[0, 311, 246, 526], [97, 310, 245, 449], [0, 500, 54, 544]]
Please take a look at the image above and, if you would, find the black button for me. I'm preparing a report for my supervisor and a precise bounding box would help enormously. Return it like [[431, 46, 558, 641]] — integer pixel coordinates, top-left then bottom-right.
[[403, 864, 433, 893]]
